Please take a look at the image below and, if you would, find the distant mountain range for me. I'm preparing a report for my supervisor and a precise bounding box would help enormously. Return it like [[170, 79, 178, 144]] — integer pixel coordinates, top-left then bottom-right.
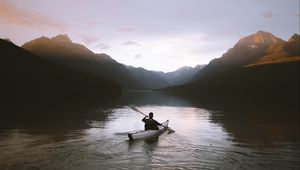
[[165, 31, 300, 105], [1, 31, 299, 107], [21, 34, 206, 90], [0, 38, 121, 105], [126, 65, 205, 89]]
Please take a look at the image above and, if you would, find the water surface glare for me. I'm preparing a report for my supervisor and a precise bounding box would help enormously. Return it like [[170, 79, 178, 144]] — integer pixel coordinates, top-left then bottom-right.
[[0, 104, 299, 169]]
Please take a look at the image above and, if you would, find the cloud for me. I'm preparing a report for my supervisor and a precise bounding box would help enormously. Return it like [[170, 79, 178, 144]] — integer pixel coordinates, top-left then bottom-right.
[[134, 54, 142, 59], [96, 43, 110, 50], [0, 0, 67, 31], [77, 33, 99, 45], [261, 12, 277, 18], [116, 27, 139, 32], [291, 12, 300, 17], [122, 41, 141, 46], [85, 20, 102, 28]]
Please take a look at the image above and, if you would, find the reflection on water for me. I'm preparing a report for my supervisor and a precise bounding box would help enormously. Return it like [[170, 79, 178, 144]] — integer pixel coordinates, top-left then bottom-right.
[[0, 91, 299, 169]]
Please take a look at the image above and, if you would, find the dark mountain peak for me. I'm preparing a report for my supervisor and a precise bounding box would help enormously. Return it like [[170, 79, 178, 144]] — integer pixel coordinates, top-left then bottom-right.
[[22, 34, 95, 57], [33, 36, 50, 41], [238, 31, 283, 46], [176, 66, 193, 72], [174, 65, 206, 73], [285, 33, 300, 56], [22, 36, 51, 49], [23, 34, 72, 47], [51, 34, 72, 43], [194, 64, 206, 70], [288, 33, 300, 43], [1, 37, 121, 103], [21, 34, 144, 90], [1, 38, 16, 46], [3, 38, 12, 43]]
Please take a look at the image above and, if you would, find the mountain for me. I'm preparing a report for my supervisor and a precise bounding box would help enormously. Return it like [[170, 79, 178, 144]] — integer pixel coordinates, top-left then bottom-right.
[[126, 66, 170, 89], [246, 33, 300, 66], [192, 31, 299, 80], [160, 65, 205, 85], [284, 33, 300, 56], [4, 38, 12, 43], [126, 65, 205, 89], [22, 35, 145, 90], [22, 35, 94, 60], [165, 32, 300, 105], [0, 38, 121, 105], [217, 31, 285, 65], [51, 34, 73, 43]]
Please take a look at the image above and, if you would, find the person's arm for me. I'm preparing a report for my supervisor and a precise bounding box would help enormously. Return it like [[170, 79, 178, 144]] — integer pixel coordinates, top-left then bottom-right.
[[142, 116, 147, 122]]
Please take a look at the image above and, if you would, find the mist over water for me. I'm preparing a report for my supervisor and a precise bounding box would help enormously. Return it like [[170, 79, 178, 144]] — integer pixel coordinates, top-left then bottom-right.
[[0, 91, 299, 169]]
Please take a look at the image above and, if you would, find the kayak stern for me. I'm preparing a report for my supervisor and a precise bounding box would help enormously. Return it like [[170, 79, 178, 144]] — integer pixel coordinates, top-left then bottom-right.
[[128, 133, 133, 141]]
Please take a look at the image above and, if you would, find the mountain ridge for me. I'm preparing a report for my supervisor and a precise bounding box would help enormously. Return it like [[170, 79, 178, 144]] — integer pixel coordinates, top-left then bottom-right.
[[6, 31, 299, 93], [165, 31, 299, 105], [22, 35, 145, 90], [51, 34, 73, 44], [126, 65, 205, 89], [0, 38, 121, 103], [192, 31, 300, 81]]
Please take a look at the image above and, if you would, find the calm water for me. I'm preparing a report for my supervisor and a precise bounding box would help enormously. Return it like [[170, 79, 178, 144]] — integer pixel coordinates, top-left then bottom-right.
[[0, 91, 299, 169]]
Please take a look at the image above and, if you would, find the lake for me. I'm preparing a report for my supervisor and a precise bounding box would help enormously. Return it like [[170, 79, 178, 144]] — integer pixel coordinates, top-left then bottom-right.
[[0, 91, 299, 169]]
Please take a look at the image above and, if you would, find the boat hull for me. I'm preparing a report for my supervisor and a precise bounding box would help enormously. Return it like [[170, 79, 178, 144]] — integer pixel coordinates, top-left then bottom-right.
[[128, 120, 169, 140]]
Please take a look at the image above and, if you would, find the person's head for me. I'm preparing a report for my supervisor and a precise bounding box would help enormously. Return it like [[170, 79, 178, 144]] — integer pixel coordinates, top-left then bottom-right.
[[149, 112, 154, 119]]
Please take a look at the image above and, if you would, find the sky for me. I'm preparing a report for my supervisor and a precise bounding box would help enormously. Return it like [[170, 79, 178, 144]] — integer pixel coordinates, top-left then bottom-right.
[[0, 0, 299, 72]]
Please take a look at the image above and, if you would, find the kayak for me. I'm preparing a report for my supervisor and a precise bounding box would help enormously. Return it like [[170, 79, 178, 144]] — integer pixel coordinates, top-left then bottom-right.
[[128, 120, 169, 140]]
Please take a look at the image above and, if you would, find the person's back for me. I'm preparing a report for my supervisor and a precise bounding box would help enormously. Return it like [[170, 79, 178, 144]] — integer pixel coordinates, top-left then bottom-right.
[[142, 112, 160, 130]]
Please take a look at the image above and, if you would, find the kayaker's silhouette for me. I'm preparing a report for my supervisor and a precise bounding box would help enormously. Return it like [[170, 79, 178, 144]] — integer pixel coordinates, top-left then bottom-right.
[[142, 112, 161, 130]]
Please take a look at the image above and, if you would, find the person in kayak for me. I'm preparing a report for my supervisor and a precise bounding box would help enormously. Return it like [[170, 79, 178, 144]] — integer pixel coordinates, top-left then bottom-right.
[[142, 112, 161, 130]]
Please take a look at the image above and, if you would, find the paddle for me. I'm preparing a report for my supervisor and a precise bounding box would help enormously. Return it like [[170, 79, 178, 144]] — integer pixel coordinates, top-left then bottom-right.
[[130, 105, 175, 133]]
